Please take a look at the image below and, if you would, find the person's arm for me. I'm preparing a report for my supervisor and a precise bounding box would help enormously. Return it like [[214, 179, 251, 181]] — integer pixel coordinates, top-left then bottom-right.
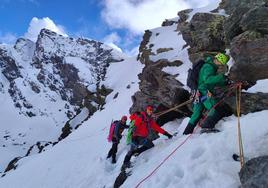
[[151, 121, 172, 139], [151, 121, 165, 134], [202, 65, 226, 86], [123, 124, 129, 129]]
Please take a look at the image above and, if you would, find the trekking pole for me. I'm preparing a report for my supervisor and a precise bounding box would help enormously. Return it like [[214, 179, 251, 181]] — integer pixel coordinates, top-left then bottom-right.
[[236, 83, 245, 168]]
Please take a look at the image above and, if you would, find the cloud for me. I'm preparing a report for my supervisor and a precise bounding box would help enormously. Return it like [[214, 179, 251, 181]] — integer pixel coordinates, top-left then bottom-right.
[[103, 32, 123, 52], [101, 0, 190, 35], [125, 46, 139, 56], [101, 0, 212, 35], [0, 32, 17, 44], [24, 17, 68, 42]]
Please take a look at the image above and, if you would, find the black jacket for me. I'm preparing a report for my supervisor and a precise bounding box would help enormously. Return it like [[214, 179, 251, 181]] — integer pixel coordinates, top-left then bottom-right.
[[113, 120, 129, 140]]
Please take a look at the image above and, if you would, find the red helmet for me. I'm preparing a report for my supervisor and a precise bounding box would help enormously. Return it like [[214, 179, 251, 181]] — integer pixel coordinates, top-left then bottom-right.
[[121, 115, 127, 121], [146, 105, 153, 112]]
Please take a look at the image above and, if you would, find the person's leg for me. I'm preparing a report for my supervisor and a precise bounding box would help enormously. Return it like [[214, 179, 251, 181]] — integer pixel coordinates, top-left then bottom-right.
[[111, 142, 119, 163], [202, 98, 222, 129], [183, 103, 204, 134], [134, 138, 154, 156], [123, 137, 139, 166]]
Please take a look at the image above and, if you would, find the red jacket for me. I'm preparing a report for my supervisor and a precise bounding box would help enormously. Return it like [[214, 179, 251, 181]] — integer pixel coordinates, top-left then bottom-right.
[[130, 112, 165, 138]]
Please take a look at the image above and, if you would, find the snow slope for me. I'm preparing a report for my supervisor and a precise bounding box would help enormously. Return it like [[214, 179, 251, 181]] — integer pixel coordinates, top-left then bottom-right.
[[0, 30, 126, 174], [1, 1, 268, 188], [1, 55, 268, 188]]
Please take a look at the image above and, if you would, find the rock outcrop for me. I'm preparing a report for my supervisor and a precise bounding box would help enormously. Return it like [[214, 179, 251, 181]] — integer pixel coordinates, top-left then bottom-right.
[[239, 156, 268, 188], [130, 59, 190, 116]]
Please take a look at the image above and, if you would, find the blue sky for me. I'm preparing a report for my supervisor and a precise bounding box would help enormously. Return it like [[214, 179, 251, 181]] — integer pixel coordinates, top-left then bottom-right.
[[0, 0, 208, 54]]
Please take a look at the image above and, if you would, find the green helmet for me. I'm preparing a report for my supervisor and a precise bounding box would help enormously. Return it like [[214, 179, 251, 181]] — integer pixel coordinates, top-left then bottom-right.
[[215, 53, 230, 65]]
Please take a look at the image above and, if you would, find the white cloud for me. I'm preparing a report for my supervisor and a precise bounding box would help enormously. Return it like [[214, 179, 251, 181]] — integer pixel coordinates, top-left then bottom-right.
[[0, 32, 17, 44], [101, 0, 212, 35], [125, 46, 139, 56], [101, 0, 188, 35], [103, 32, 123, 52], [25, 17, 68, 42]]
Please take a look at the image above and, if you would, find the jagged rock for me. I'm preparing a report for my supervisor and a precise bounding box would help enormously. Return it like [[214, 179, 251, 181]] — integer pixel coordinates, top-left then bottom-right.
[[225, 92, 268, 115], [3, 157, 22, 174], [156, 48, 174, 54], [223, 0, 267, 42], [25, 141, 53, 156], [113, 92, 119, 99], [162, 19, 178, 27], [130, 59, 190, 115], [240, 5, 268, 34], [229, 31, 268, 82], [29, 81, 40, 93], [218, 0, 266, 15], [137, 30, 153, 64], [239, 156, 268, 188], [179, 13, 226, 62], [177, 9, 193, 23], [0, 49, 21, 81]]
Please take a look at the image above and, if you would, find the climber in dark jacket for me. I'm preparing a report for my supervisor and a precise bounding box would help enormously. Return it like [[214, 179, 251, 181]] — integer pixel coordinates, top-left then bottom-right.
[[183, 53, 230, 135], [107, 116, 129, 163]]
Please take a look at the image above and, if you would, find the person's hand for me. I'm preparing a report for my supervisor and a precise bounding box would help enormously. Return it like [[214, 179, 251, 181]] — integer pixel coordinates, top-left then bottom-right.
[[164, 131, 173, 139]]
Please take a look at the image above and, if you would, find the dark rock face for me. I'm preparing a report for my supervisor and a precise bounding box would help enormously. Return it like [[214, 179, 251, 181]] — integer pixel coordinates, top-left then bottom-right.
[[183, 13, 226, 52], [239, 156, 268, 188], [0, 49, 21, 81], [229, 32, 268, 82], [225, 92, 268, 114], [219, 0, 267, 14], [179, 12, 226, 62], [130, 59, 190, 118], [137, 30, 153, 64], [240, 6, 268, 34], [224, 0, 268, 42]]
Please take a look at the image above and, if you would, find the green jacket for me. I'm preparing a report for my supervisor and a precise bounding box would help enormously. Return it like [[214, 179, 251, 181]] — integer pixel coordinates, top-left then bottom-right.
[[198, 56, 226, 96]]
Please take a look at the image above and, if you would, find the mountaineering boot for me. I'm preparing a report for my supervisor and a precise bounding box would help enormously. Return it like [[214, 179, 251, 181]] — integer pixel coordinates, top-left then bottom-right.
[[107, 150, 112, 159], [183, 123, 196, 135], [133, 145, 149, 157], [112, 157, 116, 164], [200, 128, 220, 134], [121, 161, 132, 171], [201, 111, 222, 129]]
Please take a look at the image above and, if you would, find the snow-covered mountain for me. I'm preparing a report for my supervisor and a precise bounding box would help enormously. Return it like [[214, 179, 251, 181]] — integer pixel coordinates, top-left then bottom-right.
[[0, 29, 125, 174], [0, 0, 268, 187]]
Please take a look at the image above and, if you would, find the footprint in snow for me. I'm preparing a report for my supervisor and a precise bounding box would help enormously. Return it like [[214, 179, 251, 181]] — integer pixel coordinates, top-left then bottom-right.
[[191, 147, 205, 160]]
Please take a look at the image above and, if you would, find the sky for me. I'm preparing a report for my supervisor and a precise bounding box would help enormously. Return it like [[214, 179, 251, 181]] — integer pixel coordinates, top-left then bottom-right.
[[0, 0, 210, 55]]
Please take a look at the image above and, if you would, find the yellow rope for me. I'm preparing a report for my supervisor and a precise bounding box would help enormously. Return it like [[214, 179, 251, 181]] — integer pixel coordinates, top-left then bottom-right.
[[236, 83, 245, 168], [154, 99, 192, 117]]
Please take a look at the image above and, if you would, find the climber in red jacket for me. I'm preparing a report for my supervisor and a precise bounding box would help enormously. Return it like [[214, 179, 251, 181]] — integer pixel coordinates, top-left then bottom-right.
[[121, 105, 173, 170]]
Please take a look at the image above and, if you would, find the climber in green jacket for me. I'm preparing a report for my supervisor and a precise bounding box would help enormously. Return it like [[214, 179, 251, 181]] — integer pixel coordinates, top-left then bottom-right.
[[183, 53, 230, 134]]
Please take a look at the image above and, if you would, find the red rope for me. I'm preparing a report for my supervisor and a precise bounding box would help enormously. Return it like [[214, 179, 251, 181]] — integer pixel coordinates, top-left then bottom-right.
[[134, 83, 240, 188], [134, 130, 196, 188]]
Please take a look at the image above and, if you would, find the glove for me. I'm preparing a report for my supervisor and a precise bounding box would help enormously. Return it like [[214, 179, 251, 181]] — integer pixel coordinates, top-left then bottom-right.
[[163, 131, 173, 139]]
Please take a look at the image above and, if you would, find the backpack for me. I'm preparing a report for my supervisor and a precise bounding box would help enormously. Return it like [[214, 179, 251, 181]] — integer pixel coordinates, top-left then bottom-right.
[[186, 59, 205, 93], [107, 121, 118, 142], [126, 120, 135, 145]]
